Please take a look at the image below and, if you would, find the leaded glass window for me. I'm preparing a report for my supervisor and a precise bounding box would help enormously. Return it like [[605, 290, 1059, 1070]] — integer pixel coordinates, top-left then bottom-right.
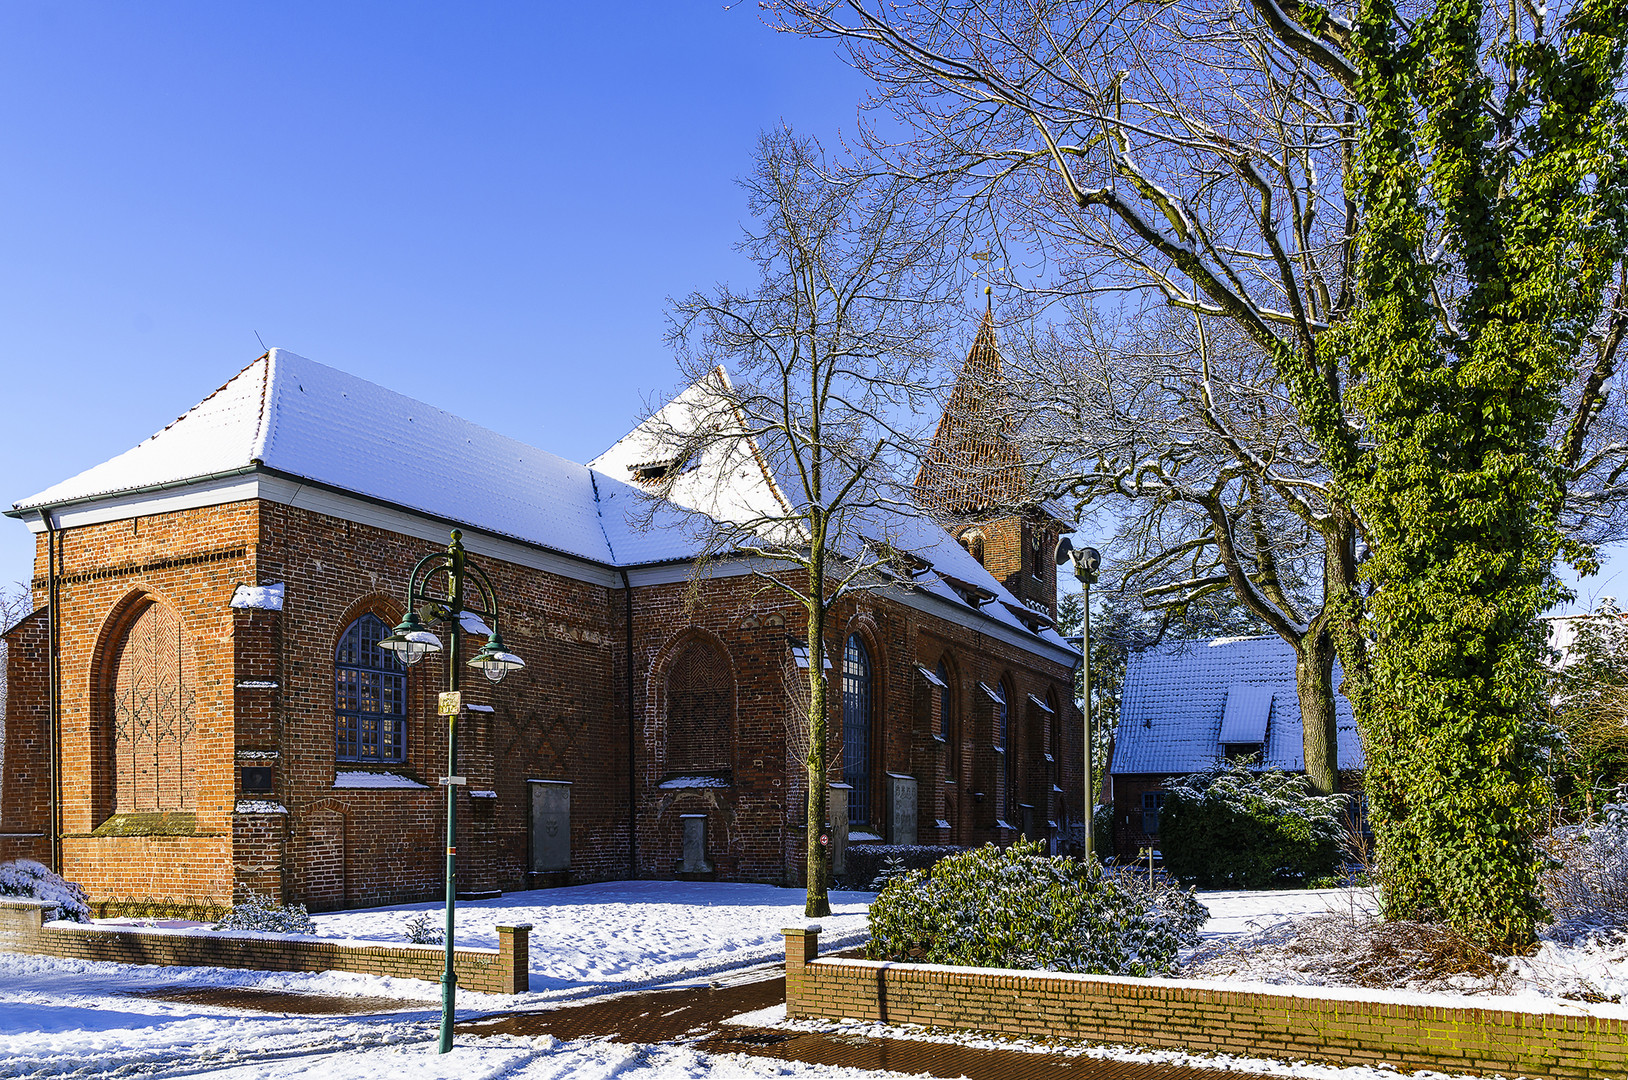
[[842, 635, 873, 826], [335, 613, 406, 762], [937, 660, 953, 778]]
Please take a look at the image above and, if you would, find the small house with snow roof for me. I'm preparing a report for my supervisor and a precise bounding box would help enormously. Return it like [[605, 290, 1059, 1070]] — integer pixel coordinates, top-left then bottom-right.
[[1107, 635, 1364, 855], [0, 319, 1080, 912]]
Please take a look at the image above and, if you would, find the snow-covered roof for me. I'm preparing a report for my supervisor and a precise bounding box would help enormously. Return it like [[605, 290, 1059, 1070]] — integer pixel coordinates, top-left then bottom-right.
[[1111, 635, 1363, 776], [10, 349, 693, 567], [10, 349, 1076, 661]]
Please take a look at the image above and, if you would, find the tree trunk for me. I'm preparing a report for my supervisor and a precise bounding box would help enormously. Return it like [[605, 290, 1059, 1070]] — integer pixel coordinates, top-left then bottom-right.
[[1296, 628, 1339, 796], [804, 592, 831, 918]]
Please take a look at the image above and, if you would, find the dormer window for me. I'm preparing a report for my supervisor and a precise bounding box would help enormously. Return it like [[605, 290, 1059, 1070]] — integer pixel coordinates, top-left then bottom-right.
[[630, 460, 675, 485], [1224, 743, 1264, 762]]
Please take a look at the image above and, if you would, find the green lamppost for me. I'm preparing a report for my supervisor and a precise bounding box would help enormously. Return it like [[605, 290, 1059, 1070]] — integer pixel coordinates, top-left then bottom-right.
[[380, 529, 525, 1054], [1058, 539, 1101, 861]]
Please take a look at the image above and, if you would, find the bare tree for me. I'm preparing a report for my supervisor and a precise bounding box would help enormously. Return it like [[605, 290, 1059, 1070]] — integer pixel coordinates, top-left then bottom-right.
[[627, 129, 955, 917], [1003, 302, 1351, 790]]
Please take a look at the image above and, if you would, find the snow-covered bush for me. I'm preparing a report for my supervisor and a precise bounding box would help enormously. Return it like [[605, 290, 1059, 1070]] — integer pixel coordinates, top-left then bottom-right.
[[405, 910, 444, 945], [1160, 760, 1345, 888], [212, 890, 315, 934], [1543, 789, 1628, 941], [865, 838, 1208, 976], [0, 859, 91, 922], [842, 844, 961, 891]]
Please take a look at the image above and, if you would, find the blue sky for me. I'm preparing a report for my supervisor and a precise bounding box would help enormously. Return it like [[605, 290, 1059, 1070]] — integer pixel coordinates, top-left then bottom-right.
[[1, 1, 1622, 613]]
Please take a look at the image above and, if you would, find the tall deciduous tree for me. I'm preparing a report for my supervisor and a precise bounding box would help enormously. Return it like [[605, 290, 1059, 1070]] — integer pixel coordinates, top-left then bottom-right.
[[776, 0, 1628, 944], [641, 129, 954, 917]]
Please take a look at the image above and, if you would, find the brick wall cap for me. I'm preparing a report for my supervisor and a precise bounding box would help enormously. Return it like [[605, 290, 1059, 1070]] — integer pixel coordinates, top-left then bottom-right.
[[0, 898, 59, 914], [783, 925, 822, 936], [804, 958, 1628, 1022], [496, 924, 533, 932]]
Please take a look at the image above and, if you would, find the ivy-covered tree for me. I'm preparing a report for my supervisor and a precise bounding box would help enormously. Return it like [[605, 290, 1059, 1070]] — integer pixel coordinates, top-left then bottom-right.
[[778, 0, 1628, 947]]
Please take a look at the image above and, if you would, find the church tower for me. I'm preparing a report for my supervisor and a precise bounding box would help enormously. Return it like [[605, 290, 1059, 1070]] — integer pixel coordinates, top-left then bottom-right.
[[916, 301, 1067, 618]]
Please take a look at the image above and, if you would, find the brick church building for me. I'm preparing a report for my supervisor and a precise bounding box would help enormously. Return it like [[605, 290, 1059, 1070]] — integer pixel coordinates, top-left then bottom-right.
[[0, 317, 1079, 911]]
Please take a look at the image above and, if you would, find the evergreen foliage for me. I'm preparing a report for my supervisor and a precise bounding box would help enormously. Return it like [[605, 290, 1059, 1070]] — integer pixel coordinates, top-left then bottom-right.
[[0, 860, 91, 923], [865, 838, 1207, 975], [1547, 601, 1628, 815], [1159, 761, 1345, 889], [212, 890, 316, 935], [841, 844, 962, 891]]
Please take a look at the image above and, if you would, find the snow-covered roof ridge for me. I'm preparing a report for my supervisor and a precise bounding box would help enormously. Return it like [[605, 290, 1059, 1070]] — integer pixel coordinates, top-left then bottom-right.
[[14, 354, 273, 512], [11, 348, 688, 567]]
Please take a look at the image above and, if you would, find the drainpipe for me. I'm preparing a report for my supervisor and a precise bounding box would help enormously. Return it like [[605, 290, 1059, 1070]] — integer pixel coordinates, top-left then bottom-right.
[[42, 508, 61, 874], [621, 569, 636, 879]]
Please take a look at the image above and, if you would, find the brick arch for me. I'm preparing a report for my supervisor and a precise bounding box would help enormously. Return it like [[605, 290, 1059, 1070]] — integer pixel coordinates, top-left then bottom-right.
[[329, 593, 405, 657], [646, 627, 738, 782], [90, 586, 201, 821]]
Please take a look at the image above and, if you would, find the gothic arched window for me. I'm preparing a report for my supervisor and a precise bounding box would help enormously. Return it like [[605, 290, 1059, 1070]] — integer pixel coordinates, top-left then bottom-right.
[[843, 634, 874, 825], [993, 677, 1012, 827], [665, 639, 733, 776], [335, 613, 406, 763]]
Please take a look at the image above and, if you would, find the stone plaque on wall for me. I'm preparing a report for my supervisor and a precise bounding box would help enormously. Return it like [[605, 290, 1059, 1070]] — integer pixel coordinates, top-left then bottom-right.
[[680, 813, 712, 873], [887, 773, 917, 846], [827, 783, 850, 876], [530, 781, 571, 872]]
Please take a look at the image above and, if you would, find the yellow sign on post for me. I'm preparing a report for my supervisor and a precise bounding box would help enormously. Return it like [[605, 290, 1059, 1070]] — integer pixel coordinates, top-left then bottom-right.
[[438, 690, 462, 716]]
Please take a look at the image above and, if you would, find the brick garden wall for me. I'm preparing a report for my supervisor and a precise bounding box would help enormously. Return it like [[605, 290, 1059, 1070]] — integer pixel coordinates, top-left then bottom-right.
[[0, 897, 529, 994], [782, 929, 1627, 1080]]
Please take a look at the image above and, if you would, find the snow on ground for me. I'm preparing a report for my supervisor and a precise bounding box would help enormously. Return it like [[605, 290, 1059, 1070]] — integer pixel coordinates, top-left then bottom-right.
[[0, 953, 895, 1080], [307, 880, 871, 995], [729, 1003, 1510, 1080], [93, 880, 872, 1001], [1191, 887, 1376, 940]]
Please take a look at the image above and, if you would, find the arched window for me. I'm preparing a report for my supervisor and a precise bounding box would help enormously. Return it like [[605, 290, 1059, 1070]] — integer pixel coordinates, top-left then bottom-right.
[[110, 599, 196, 811], [843, 634, 874, 826], [993, 678, 1011, 828], [665, 639, 733, 776], [936, 660, 953, 741], [960, 529, 986, 566], [335, 613, 406, 763]]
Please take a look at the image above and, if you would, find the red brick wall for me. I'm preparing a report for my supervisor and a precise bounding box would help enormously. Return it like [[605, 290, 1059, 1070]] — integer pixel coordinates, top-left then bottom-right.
[[23, 494, 1078, 908], [30, 503, 255, 903], [1, 609, 50, 864], [784, 933, 1627, 1080]]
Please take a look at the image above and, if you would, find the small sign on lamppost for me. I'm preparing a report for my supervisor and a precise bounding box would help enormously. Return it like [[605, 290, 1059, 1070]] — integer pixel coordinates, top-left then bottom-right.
[[438, 691, 463, 716]]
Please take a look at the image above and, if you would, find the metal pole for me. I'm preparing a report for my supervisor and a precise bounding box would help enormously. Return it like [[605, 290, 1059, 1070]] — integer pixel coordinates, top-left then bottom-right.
[[1082, 574, 1093, 863], [439, 535, 466, 1054]]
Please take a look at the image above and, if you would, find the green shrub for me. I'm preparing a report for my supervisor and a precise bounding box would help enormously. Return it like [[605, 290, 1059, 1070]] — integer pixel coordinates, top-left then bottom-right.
[[842, 844, 962, 890], [213, 890, 316, 934], [1160, 760, 1345, 889], [864, 838, 1207, 975]]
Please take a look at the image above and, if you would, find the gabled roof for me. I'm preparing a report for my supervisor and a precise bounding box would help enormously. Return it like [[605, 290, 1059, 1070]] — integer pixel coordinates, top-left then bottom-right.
[[1111, 635, 1364, 775], [9, 350, 1077, 660], [10, 349, 694, 567], [592, 369, 1069, 647]]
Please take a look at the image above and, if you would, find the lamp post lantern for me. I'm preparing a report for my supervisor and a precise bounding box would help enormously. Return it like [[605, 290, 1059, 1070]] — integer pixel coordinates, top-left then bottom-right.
[[380, 529, 524, 1053], [1058, 540, 1101, 862]]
